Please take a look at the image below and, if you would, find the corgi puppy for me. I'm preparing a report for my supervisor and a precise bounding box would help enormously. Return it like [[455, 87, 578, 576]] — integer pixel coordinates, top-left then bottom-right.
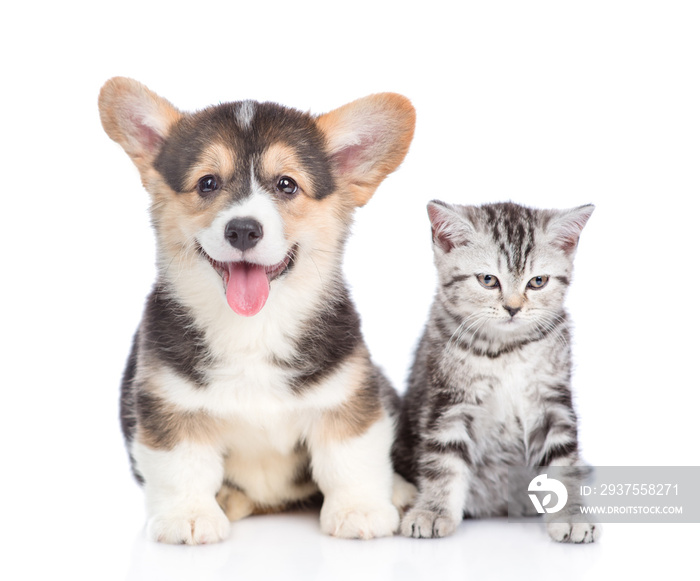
[[98, 77, 415, 544]]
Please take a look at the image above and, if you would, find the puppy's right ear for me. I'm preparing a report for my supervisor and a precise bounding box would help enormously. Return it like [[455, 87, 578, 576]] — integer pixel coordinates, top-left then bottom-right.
[[316, 93, 415, 208], [98, 77, 181, 170]]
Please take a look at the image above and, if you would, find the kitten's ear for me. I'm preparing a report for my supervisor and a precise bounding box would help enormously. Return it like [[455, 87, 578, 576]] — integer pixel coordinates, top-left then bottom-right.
[[98, 77, 182, 171], [316, 93, 416, 207], [427, 200, 474, 252], [548, 204, 595, 253]]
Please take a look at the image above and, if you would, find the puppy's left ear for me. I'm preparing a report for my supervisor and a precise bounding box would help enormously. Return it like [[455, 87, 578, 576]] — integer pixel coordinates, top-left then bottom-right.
[[316, 93, 416, 207], [98, 77, 182, 172]]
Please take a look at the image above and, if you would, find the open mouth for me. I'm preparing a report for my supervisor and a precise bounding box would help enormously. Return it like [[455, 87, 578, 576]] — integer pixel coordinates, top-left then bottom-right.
[[196, 243, 298, 317]]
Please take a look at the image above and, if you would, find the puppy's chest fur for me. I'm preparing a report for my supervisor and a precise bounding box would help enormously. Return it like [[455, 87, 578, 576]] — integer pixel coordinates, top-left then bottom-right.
[[154, 292, 341, 428], [137, 306, 322, 504]]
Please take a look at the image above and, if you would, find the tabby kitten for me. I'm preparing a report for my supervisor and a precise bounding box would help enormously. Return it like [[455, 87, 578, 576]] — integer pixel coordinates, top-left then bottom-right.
[[393, 201, 598, 543]]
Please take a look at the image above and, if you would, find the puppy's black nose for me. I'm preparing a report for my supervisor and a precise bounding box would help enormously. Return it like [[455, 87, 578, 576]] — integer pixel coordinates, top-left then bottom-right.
[[225, 218, 263, 252]]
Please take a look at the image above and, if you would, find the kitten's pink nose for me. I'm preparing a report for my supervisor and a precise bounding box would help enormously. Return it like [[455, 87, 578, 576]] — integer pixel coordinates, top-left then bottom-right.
[[504, 305, 521, 317]]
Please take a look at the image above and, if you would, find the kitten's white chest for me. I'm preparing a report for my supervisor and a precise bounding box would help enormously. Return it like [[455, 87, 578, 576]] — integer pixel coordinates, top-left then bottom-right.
[[459, 347, 552, 436]]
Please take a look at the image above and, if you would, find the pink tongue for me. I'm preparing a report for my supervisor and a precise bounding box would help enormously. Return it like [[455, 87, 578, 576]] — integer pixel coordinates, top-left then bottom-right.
[[225, 262, 270, 317]]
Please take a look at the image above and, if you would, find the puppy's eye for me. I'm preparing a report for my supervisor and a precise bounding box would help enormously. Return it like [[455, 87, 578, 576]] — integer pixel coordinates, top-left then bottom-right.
[[197, 175, 219, 197], [276, 176, 298, 197], [477, 274, 500, 289], [527, 275, 549, 289]]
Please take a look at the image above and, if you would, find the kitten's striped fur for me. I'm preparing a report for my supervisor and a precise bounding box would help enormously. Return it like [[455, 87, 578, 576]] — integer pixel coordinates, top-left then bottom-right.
[[393, 201, 598, 542]]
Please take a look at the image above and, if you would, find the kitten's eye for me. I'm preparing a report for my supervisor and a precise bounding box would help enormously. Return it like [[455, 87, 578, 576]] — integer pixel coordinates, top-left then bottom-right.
[[527, 275, 549, 289], [477, 274, 500, 289], [276, 176, 298, 197], [197, 175, 219, 197]]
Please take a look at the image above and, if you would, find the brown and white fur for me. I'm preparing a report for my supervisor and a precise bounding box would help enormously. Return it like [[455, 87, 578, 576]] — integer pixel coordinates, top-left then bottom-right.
[[98, 77, 416, 544]]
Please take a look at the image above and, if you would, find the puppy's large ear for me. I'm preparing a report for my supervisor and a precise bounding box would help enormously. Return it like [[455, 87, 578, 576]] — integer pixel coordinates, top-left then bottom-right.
[[316, 93, 415, 207], [98, 77, 182, 171]]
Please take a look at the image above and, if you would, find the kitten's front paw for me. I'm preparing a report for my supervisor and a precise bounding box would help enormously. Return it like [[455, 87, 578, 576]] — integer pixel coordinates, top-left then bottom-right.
[[547, 521, 599, 544], [147, 506, 230, 545], [320, 502, 399, 539], [400, 508, 459, 538]]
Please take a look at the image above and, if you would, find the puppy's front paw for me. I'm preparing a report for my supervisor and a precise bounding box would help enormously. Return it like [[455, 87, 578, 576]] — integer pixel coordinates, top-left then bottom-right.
[[547, 521, 599, 544], [320, 502, 399, 539], [400, 508, 459, 539], [147, 507, 230, 545]]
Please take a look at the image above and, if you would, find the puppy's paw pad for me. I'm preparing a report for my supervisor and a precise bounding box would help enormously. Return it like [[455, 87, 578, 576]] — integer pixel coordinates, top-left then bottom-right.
[[148, 509, 230, 545], [547, 521, 599, 544], [321, 504, 399, 539], [400, 508, 458, 538]]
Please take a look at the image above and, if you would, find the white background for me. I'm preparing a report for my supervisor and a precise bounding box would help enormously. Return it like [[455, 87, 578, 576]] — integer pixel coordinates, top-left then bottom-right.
[[2, 1, 699, 579]]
